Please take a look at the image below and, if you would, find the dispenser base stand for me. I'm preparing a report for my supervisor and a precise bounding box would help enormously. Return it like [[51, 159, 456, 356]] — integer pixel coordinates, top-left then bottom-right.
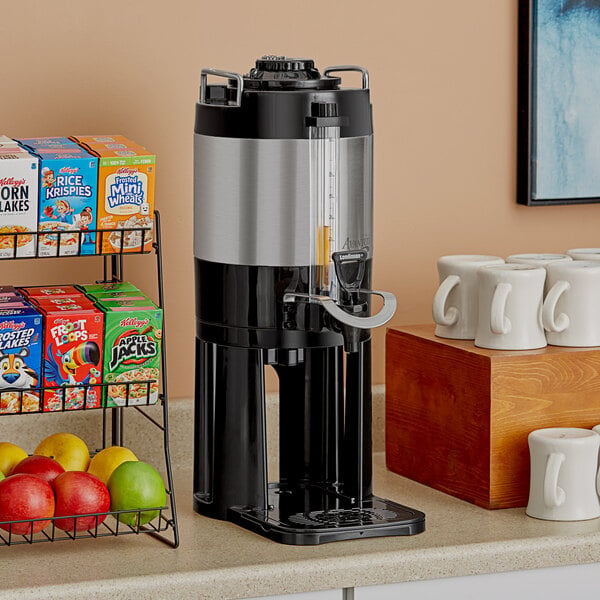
[[226, 483, 425, 545]]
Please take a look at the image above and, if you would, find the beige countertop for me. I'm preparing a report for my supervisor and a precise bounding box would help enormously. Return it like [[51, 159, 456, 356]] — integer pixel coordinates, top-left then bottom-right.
[[2, 451, 600, 600]]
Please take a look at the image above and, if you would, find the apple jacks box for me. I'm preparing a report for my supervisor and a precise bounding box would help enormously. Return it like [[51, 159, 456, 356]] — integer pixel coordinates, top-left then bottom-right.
[[101, 305, 162, 407]]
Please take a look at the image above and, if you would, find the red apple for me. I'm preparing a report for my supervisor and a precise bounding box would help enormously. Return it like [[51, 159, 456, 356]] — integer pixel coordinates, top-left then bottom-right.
[[0, 474, 55, 535], [11, 455, 65, 484], [53, 471, 110, 532]]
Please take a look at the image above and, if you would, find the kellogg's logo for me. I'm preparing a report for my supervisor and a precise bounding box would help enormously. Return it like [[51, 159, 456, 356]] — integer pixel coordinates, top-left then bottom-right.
[[0, 320, 25, 331], [120, 317, 149, 328], [59, 166, 78, 174], [117, 167, 138, 176], [0, 178, 26, 186]]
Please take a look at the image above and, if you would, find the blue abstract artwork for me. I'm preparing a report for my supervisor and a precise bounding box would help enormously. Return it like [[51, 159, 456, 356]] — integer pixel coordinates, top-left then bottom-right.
[[533, 0, 600, 201]]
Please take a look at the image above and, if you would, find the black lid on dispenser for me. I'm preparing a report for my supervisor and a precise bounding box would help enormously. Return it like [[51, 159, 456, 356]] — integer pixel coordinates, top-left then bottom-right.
[[244, 56, 341, 90], [195, 55, 372, 139]]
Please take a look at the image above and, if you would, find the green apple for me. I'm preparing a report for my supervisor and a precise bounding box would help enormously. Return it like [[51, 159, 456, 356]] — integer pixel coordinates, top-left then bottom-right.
[[108, 461, 166, 527]]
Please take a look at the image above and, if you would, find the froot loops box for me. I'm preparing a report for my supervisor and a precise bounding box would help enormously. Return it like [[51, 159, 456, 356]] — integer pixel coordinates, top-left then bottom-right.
[[20, 285, 82, 298], [40, 304, 104, 411], [0, 147, 39, 258], [0, 305, 43, 414], [100, 304, 162, 407]]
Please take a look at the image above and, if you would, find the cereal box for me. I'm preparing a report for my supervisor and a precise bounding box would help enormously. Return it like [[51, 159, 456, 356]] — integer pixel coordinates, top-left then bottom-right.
[[20, 285, 82, 298], [0, 150, 39, 258], [80, 146, 154, 254], [41, 304, 104, 411], [101, 306, 162, 406], [71, 135, 146, 149], [33, 297, 95, 311], [34, 149, 98, 256], [0, 306, 43, 413], [0, 136, 19, 151], [17, 137, 80, 151], [92, 291, 150, 301], [77, 281, 140, 294]]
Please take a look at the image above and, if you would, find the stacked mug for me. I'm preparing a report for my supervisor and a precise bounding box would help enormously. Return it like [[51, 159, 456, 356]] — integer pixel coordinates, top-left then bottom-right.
[[432, 249, 600, 350], [527, 426, 600, 522]]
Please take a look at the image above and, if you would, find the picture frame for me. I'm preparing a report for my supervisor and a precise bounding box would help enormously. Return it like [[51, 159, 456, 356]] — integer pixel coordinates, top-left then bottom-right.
[[518, 0, 600, 206]]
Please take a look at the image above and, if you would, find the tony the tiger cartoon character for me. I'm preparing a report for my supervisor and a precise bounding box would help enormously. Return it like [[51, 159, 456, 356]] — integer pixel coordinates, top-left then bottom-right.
[[0, 347, 39, 389]]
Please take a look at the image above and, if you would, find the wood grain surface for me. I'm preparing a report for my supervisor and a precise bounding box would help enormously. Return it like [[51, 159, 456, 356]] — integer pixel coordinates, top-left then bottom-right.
[[385, 325, 600, 509]]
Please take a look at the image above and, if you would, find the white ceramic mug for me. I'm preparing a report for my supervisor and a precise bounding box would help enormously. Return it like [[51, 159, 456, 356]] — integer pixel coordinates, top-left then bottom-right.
[[474, 264, 546, 350], [566, 248, 600, 261], [506, 253, 573, 267], [432, 255, 504, 340], [526, 428, 600, 521], [507, 254, 572, 293], [543, 261, 600, 347]]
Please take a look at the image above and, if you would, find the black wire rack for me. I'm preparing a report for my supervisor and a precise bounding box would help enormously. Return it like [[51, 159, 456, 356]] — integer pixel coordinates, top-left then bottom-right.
[[0, 210, 179, 548]]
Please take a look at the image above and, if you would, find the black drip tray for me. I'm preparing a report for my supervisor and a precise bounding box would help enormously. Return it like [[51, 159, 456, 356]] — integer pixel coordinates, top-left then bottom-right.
[[228, 483, 425, 545], [288, 507, 400, 527]]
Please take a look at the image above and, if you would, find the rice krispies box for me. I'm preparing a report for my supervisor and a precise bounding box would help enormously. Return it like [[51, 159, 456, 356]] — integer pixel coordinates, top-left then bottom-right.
[[101, 305, 162, 407], [0, 306, 43, 414], [0, 149, 39, 258], [71, 138, 154, 254], [33, 149, 98, 257], [41, 305, 104, 411]]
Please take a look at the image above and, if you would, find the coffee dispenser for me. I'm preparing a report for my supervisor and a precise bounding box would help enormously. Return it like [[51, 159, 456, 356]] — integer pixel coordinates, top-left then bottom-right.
[[193, 56, 425, 544]]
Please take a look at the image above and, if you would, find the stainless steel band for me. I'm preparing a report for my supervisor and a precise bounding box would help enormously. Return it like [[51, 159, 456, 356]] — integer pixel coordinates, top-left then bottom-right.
[[193, 134, 373, 267]]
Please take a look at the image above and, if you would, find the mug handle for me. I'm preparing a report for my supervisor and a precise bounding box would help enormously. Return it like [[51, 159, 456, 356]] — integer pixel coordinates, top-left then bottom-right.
[[544, 452, 566, 508], [432, 275, 460, 326], [490, 282, 512, 335], [542, 280, 570, 333]]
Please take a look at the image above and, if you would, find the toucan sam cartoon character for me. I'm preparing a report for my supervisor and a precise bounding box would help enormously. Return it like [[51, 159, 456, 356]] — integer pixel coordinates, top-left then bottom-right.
[[45, 341, 100, 386], [0, 348, 39, 389]]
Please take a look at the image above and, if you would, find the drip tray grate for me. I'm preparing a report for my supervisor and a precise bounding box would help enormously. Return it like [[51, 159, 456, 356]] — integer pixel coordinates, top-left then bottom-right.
[[288, 507, 399, 528]]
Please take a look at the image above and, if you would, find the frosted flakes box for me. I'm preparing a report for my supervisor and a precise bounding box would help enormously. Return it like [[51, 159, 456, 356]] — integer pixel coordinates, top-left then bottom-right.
[[77, 281, 139, 294], [78, 145, 154, 254], [101, 306, 162, 407], [0, 286, 19, 296], [0, 150, 39, 258], [41, 304, 104, 411], [34, 149, 98, 256], [0, 306, 43, 413]]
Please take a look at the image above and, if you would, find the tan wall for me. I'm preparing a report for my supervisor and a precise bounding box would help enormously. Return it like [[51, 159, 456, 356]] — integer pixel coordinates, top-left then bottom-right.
[[2, 0, 599, 398]]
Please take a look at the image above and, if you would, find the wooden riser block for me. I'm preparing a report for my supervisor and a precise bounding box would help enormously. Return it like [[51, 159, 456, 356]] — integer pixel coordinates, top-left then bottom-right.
[[385, 324, 600, 509]]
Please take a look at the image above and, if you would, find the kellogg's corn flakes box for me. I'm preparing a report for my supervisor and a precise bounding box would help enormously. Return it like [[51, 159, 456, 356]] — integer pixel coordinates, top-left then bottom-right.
[[71, 141, 154, 254], [34, 149, 98, 257], [101, 305, 162, 407], [41, 304, 104, 411], [0, 306, 43, 414], [0, 149, 39, 258]]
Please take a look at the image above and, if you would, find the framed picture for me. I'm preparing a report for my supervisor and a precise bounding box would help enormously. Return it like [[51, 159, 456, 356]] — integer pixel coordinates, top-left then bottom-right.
[[518, 0, 600, 205]]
